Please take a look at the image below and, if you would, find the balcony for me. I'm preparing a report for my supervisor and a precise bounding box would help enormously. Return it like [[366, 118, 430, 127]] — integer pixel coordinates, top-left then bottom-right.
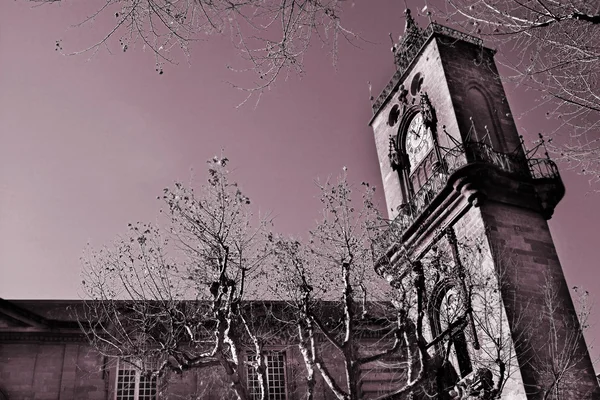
[[392, 141, 562, 235]]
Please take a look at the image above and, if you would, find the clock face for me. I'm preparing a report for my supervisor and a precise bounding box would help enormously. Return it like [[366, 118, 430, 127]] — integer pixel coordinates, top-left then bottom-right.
[[405, 113, 433, 172]]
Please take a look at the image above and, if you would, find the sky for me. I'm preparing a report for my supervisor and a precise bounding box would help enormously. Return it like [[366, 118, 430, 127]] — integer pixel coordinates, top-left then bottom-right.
[[1, 0, 599, 366]]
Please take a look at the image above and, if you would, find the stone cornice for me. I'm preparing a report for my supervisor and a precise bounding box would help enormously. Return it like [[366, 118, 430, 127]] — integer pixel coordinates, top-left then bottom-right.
[[0, 330, 87, 343]]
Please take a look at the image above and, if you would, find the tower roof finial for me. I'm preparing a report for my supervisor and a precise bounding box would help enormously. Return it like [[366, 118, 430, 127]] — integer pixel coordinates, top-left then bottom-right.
[[422, 0, 433, 23], [403, 7, 421, 37]]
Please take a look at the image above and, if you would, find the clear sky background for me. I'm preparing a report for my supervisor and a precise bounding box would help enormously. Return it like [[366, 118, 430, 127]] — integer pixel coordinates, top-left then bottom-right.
[[1, 1, 598, 367]]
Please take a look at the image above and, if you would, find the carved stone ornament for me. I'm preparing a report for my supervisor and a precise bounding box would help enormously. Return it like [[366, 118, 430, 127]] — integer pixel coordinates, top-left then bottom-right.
[[398, 85, 408, 109], [388, 135, 401, 171], [448, 368, 494, 399], [394, 9, 426, 70], [420, 92, 437, 129]]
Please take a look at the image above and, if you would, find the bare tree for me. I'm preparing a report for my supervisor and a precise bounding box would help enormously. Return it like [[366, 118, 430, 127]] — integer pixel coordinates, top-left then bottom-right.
[[536, 276, 594, 399], [33, 0, 356, 104], [79, 162, 476, 400], [268, 174, 434, 400], [451, 234, 597, 400], [81, 156, 276, 400], [265, 175, 539, 400], [450, 238, 531, 400], [440, 0, 600, 186], [79, 157, 594, 399]]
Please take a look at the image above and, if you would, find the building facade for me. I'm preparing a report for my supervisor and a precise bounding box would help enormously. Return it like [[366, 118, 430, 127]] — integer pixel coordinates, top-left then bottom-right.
[[0, 300, 404, 400], [0, 300, 312, 400]]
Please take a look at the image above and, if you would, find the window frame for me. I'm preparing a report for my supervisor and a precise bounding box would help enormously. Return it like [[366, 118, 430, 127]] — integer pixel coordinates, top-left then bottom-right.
[[115, 358, 158, 400], [246, 350, 288, 400]]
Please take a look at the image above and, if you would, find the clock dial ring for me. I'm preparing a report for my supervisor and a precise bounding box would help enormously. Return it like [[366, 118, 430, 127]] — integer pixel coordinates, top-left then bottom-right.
[[404, 112, 433, 173]]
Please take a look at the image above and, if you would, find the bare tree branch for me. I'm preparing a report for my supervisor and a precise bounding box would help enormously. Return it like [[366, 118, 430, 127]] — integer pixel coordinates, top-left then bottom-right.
[[441, 0, 600, 187], [30, 0, 358, 104]]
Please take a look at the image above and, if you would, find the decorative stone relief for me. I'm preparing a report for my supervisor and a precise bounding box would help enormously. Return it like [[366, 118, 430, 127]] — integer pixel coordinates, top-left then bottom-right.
[[420, 92, 437, 130], [388, 135, 401, 171]]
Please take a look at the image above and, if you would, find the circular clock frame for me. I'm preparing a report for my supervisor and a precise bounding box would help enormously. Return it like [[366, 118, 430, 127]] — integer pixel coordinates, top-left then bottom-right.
[[404, 112, 433, 173], [388, 104, 401, 127], [410, 72, 424, 96]]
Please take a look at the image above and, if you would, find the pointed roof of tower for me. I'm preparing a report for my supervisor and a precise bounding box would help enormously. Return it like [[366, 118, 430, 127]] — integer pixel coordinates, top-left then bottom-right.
[[371, 11, 485, 117]]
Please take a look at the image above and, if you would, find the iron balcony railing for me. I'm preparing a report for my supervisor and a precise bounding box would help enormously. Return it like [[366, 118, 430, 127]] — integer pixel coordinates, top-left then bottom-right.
[[393, 141, 560, 234], [528, 157, 560, 180]]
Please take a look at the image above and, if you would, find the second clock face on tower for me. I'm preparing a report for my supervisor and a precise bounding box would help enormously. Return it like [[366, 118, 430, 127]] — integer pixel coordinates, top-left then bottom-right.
[[405, 113, 433, 172]]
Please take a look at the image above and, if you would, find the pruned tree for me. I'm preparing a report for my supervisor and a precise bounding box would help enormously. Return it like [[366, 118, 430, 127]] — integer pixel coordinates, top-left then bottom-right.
[[537, 275, 594, 399], [32, 0, 356, 103], [80, 156, 277, 400], [440, 0, 600, 186], [267, 174, 433, 400], [79, 165, 517, 399], [79, 156, 594, 399], [448, 237, 529, 400], [445, 232, 596, 400], [80, 161, 463, 400], [264, 174, 542, 400]]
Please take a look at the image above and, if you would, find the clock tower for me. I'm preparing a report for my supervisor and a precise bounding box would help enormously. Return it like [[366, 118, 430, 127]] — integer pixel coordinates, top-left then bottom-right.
[[370, 10, 599, 400]]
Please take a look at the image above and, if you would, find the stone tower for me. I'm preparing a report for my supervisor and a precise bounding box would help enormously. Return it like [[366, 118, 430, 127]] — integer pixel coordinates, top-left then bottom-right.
[[370, 10, 599, 400]]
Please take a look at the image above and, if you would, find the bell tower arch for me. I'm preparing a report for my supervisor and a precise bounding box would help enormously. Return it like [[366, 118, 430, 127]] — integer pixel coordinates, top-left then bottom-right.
[[370, 9, 599, 399]]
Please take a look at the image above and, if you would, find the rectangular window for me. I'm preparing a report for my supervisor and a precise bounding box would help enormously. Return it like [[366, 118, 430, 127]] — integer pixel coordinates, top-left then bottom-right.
[[247, 351, 287, 400], [116, 359, 158, 400]]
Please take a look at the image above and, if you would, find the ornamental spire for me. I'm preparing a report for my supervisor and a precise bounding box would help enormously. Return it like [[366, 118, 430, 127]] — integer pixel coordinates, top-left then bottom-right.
[[392, 8, 426, 70], [401, 8, 424, 43], [404, 8, 418, 35]]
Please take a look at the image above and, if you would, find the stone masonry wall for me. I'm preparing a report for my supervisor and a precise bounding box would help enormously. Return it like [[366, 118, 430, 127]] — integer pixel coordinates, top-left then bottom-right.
[[437, 39, 522, 155], [0, 342, 106, 400], [442, 200, 600, 399], [0, 336, 412, 399]]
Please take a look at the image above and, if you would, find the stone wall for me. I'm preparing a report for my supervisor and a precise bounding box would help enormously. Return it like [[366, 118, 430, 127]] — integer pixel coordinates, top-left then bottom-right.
[[0, 342, 106, 400], [479, 201, 599, 399]]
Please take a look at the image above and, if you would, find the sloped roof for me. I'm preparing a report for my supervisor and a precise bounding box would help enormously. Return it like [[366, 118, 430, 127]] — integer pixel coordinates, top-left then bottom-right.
[[0, 298, 83, 342]]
